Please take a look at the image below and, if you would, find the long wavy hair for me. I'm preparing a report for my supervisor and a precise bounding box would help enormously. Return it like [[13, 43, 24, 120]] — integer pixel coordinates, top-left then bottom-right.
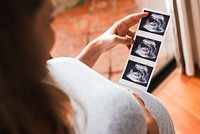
[[0, 0, 75, 133]]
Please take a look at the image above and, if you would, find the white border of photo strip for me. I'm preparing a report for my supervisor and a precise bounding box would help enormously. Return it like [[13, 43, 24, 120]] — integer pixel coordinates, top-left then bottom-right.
[[119, 8, 171, 91]]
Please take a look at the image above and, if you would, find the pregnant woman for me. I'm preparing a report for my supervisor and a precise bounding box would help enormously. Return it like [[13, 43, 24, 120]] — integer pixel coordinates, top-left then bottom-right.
[[0, 0, 175, 134]]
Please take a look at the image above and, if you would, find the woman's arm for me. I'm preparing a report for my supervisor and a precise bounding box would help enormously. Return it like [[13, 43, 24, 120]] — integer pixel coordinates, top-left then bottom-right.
[[76, 39, 103, 68], [76, 12, 148, 68]]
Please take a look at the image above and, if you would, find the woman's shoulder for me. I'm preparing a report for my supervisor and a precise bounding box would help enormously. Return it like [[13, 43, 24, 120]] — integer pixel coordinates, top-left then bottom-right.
[[47, 57, 81, 67]]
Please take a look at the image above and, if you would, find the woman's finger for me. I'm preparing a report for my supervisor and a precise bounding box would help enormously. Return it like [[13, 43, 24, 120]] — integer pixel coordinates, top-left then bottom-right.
[[126, 88, 137, 95], [134, 94, 145, 106], [126, 89, 145, 106], [126, 44, 132, 50], [114, 35, 132, 46], [127, 29, 135, 38], [121, 12, 149, 28]]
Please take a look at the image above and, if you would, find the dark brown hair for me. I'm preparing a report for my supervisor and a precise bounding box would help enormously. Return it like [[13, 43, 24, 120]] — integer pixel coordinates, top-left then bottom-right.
[[0, 0, 75, 133]]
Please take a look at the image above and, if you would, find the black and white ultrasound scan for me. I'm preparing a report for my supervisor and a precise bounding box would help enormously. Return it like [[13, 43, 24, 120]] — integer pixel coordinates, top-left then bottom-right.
[[139, 10, 170, 36], [131, 36, 161, 62], [120, 8, 170, 91], [122, 61, 153, 87]]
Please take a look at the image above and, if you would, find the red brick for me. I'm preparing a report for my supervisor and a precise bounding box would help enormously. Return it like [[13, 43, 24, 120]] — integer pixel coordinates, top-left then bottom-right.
[[52, 15, 68, 29], [55, 9, 72, 20], [133, 0, 144, 11], [114, 8, 138, 21], [67, 15, 91, 36], [90, 11, 114, 32], [71, 0, 93, 16], [115, 0, 135, 9], [92, 0, 113, 13], [51, 34, 87, 57], [115, 9, 131, 21], [89, 31, 103, 42], [90, 0, 114, 32], [113, 6, 141, 30]]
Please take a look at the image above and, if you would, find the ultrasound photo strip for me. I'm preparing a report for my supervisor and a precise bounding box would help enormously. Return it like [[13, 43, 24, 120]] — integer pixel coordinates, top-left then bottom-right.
[[139, 10, 170, 36], [122, 60, 153, 87], [131, 36, 161, 62], [119, 8, 171, 91]]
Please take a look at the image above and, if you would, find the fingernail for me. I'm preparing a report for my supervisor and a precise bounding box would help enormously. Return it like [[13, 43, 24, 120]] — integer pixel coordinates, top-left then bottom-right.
[[132, 40, 135, 44]]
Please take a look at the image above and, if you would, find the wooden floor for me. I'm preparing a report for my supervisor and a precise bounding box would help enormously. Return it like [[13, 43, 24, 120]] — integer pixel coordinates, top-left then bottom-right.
[[153, 69, 200, 134]]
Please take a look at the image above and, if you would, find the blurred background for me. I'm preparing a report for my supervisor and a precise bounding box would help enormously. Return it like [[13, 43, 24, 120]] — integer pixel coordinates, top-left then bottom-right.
[[50, 0, 175, 82]]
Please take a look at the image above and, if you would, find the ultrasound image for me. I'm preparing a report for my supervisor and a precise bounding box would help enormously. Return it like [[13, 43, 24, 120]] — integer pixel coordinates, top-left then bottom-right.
[[131, 36, 161, 62], [139, 10, 170, 36], [122, 61, 153, 87]]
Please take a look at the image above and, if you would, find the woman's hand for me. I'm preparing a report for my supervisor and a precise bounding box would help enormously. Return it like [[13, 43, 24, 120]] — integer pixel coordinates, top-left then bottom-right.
[[127, 89, 159, 134], [96, 12, 149, 52], [76, 12, 148, 68]]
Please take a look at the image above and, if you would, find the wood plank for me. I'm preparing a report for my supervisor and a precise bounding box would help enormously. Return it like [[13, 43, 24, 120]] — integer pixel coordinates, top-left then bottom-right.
[[153, 69, 200, 134]]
